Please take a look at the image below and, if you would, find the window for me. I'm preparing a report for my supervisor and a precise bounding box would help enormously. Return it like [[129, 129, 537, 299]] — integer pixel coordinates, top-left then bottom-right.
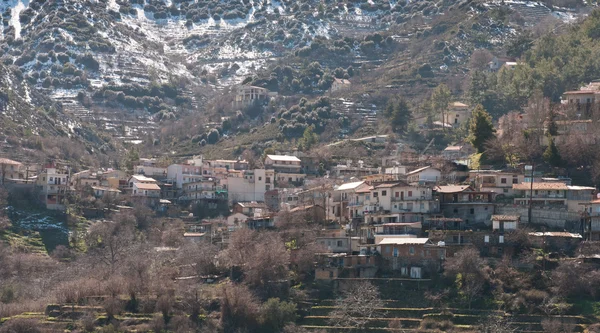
[[484, 235, 490, 243], [266, 177, 271, 183], [258, 177, 262, 181], [49, 177, 53, 182], [288, 177, 292, 182], [501, 178, 507, 184], [381, 190, 387, 196], [535, 190, 538, 195], [512, 177, 518, 184], [503, 188, 509, 193], [337, 240, 343, 247], [395, 192, 399, 197], [408, 191, 413, 197], [393, 247, 399, 257], [407, 203, 413, 211], [470, 208, 474, 214], [453, 208, 458, 214], [373, 192, 378, 198], [499, 235, 504, 244], [409, 247, 415, 255], [386, 246, 391, 254], [497, 247, 503, 255]]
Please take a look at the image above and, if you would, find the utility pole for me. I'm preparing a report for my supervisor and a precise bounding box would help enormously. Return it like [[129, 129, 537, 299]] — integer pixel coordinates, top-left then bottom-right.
[[526, 164, 534, 224]]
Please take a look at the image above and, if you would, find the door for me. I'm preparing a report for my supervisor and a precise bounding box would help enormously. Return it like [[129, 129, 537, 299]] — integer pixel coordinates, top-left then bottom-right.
[[410, 267, 422, 279]]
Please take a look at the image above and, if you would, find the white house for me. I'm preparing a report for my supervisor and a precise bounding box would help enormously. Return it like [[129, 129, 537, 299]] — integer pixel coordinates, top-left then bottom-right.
[[264, 155, 302, 173], [132, 182, 161, 197], [227, 169, 275, 203], [91, 186, 121, 198], [405, 166, 441, 184], [167, 164, 203, 189], [330, 78, 351, 93]]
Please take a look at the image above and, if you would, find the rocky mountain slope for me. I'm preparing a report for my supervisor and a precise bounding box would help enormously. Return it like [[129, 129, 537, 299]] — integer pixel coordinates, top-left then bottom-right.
[[0, 0, 590, 162]]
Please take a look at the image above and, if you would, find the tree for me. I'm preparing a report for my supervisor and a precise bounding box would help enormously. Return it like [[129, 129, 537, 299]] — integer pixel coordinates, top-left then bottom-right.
[[444, 248, 489, 309], [86, 221, 136, 274], [468, 104, 496, 153], [328, 281, 385, 330], [220, 284, 261, 333], [298, 125, 318, 151], [469, 49, 494, 71], [479, 315, 517, 333], [390, 99, 412, 132], [543, 136, 562, 167], [207, 128, 220, 144], [431, 84, 452, 130], [260, 298, 297, 333]]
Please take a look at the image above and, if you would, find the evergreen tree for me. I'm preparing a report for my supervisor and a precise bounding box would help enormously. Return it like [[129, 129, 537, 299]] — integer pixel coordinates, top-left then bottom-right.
[[298, 125, 318, 151], [543, 136, 562, 167], [431, 84, 452, 128], [468, 104, 496, 153], [390, 99, 412, 132]]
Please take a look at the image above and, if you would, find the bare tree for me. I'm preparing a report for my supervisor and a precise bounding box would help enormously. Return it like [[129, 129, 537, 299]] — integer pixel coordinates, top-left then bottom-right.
[[86, 221, 136, 274], [479, 315, 517, 333], [444, 248, 489, 309], [328, 281, 385, 330], [469, 49, 494, 71], [220, 284, 261, 333]]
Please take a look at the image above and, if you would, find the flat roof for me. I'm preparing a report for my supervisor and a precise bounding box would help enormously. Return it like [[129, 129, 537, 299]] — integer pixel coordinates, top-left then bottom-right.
[[131, 174, 157, 182], [134, 183, 161, 190], [378, 238, 430, 245], [435, 185, 472, 193], [336, 181, 365, 191], [266, 154, 301, 162]]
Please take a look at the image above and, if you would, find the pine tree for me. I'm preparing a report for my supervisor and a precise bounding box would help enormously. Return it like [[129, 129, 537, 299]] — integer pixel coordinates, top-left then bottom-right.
[[390, 99, 411, 132], [431, 84, 452, 128], [543, 136, 562, 167], [468, 104, 496, 153]]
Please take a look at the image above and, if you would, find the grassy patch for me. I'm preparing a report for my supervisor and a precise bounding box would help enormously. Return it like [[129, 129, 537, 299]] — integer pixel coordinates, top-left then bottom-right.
[[0, 228, 47, 254]]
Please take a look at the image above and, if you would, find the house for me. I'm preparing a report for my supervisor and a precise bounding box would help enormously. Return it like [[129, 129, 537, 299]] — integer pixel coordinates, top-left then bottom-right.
[[231, 85, 276, 108], [377, 238, 446, 278], [488, 56, 516, 72], [405, 166, 441, 184], [129, 174, 158, 187], [528, 232, 582, 251], [100, 169, 129, 190], [363, 181, 439, 224], [330, 161, 380, 179], [183, 232, 207, 244], [314, 253, 379, 280], [359, 222, 422, 245], [91, 186, 121, 198], [330, 78, 351, 93], [562, 90, 598, 105], [333, 181, 368, 223], [264, 154, 302, 173], [0, 158, 25, 184], [435, 185, 495, 226], [491, 215, 519, 232], [227, 169, 275, 203], [182, 178, 226, 201], [442, 144, 475, 160], [316, 236, 352, 253], [132, 182, 161, 198], [512, 182, 595, 212], [469, 170, 524, 197], [441, 102, 471, 127], [167, 164, 203, 189], [245, 215, 275, 230], [232, 201, 269, 216], [289, 205, 326, 223], [36, 165, 70, 210]]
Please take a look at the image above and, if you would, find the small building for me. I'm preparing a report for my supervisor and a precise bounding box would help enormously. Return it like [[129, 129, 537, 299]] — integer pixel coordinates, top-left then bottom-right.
[[491, 215, 519, 231], [315, 253, 379, 280], [0, 158, 25, 184], [231, 85, 277, 108], [232, 202, 269, 216], [316, 236, 352, 253], [264, 155, 302, 173], [441, 102, 472, 127], [512, 182, 595, 212], [528, 232, 582, 251], [227, 212, 249, 226], [435, 185, 495, 226], [330, 78, 351, 93], [36, 165, 70, 211], [442, 144, 475, 161], [132, 182, 161, 197], [91, 186, 121, 198], [488, 56, 516, 72], [405, 166, 441, 184], [377, 238, 445, 278]]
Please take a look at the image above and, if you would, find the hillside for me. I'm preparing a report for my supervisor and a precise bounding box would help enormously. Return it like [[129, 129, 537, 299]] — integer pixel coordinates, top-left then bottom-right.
[[0, 0, 591, 164]]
